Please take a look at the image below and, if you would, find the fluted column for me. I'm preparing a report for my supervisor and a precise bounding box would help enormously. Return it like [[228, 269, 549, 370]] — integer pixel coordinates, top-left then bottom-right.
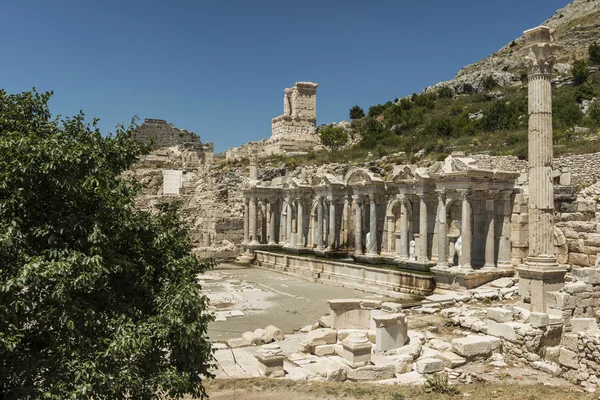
[[417, 194, 428, 262], [386, 214, 394, 254], [353, 195, 363, 255], [249, 196, 259, 246], [343, 197, 350, 248], [459, 190, 472, 270], [498, 190, 513, 267], [484, 191, 498, 268], [268, 198, 277, 245], [368, 195, 378, 255], [398, 195, 408, 260], [242, 198, 249, 245], [285, 198, 292, 246], [436, 190, 448, 268], [296, 198, 304, 247], [328, 196, 336, 250], [281, 199, 287, 244], [260, 200, 267, 244], [317, 196, 324, 249]]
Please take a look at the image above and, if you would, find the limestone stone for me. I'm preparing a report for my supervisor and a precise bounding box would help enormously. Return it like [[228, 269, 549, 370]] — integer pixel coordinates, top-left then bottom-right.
[[486, 321, 522, 342], [326, 365, 347, 382], [263, 325, 285, 342], [490, 278, 514, 288], [563, 281, 593, 295], [561, 333, 579, 352], [347, 365, 396, 381], [372, 313, 408, 353], [451, 335, 501, 359], [328, 299, 371, 329], [559, 348, 579, 369], [415, 358, 445, 374], [306, 328, 337, 346], [255, 343, 285, 377], [570, 318, 599, 334], [436, 352, 467, 368], [487, 307, 514, 323], [529, 312, 550, 328], [227, 337, 250, 348], [546, 291, 576, 310], [242, 331, 262, 346], [341, 332, 373, 368], [573, 268, 600, 285], [314, 344, 336, 356]]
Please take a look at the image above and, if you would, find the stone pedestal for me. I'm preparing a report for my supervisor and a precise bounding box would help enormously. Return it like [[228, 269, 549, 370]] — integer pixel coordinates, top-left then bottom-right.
[[341, 332, 372, 368], [255, 343, 285, 377], [372, 313, 408, 353]]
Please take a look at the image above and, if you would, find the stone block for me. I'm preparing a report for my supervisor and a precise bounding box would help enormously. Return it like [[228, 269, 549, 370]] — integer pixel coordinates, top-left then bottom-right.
[[314, 344, 336, 356], [564, 281, 592, 295], [255, 344, 285, 377], [415, 358, 445, 374], [486, 320, 518, 342], [451, 335, 501, 360], [570, 318, 599, 334], [347, 365, 396, 381], [568, 239, 585, 253], [338, 329, 369, 342], [569, 253, 591, 267], [227, 337, 250, 348], [559, 348, 579, 370], [435, 351, 467, 368], [546, 291, 576, 310], [341, 332, 372, 368], [328, 299, 371, 329], [372, 313, 408, 352], [306, 328, 337, 346], [263, 325, 285, 342], [573, 268, 600, 285], [381, 302, 403, 313], [576, 200, 597, 213], [325, 366, 347, 382], [529, 312, 550, 328], [584, 234, 600, 248], [487, 307, 514, 323], [242, 331, 262, 346], [532, 361, 562, 376]]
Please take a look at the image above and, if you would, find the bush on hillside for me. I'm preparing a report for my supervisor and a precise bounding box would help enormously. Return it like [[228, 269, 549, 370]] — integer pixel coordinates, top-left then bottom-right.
[[319, 125, 348, 151], [349, 104, 365, 120], [573, 60, 589, 85], [482, 75, 498, 91], [589, 43, 600, 65], [437, 86, 453, 99]]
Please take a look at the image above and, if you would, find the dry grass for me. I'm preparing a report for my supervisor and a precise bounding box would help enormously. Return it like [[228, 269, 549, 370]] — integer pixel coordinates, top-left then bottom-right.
[[202, 377, 594, 400]]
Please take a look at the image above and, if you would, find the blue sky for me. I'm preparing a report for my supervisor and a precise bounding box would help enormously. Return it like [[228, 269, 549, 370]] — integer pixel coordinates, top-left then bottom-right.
[[1, 0, 569, 152]]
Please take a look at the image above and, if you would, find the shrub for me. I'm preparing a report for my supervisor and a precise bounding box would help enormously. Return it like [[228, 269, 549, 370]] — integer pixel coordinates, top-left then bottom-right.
[[520, 70, 529, 83], [423, 373, 459, 395], [553, 91, 584, 128], [589, 43, 600, 65], [437, 86, 453, 99], [589, 101, 600, 125], [510, 40, 517, 47], [572, 60, 589, 85], [319, 125, 348, 151], [349, 105, 365, 120], [575, 81, 598, 102], [482, 75, 498, 91], [479, 100, 521, 131], [368, 104, 386, 117]]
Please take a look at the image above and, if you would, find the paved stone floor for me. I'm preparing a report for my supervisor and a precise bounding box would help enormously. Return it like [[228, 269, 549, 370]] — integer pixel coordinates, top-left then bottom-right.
[[204, 263, 386, 341]]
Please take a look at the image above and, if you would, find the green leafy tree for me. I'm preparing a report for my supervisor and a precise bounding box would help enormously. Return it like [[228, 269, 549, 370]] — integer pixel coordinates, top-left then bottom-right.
[[0, 90, 215, 399], [437, 86, 453, 99], [349, 105, 365, 120], [572, 60, 589, 85], [319, 125, 348, 151], [589, 43, 600, 65]]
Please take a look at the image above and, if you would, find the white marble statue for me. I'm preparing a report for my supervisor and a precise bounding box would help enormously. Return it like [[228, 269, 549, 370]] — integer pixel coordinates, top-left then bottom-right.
[[455, 235, 463, 262], [409, 240, 416, 261]]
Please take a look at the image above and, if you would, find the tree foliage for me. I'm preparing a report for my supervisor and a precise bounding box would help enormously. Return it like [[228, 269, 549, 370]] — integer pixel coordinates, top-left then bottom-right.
[[589, 43, 600, 65], [572, 60, 589, 85], [319, 125, 348, 151], [349, 105, 365, 120], [0, 89, 215, 399]]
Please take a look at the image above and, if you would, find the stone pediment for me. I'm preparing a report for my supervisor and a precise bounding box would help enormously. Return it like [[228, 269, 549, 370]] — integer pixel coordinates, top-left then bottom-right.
[[311, 173, 343, 187], [282, 177, 308, 190], [344, 167, 384, 186], [391, 165, 415, 182]]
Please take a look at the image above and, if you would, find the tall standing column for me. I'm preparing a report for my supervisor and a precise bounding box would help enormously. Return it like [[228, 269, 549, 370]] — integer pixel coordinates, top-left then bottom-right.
[[317, 196, 324, 249], [249, 196, 259, 246], [242, 198, 250, 245], [343, 197, 350, 249], [285, 198, 293, 246], [436, 190, 448, 268], [368, 195, 378, 255], [268, 198, 277, 245], [353, 195, 363, 255], [296, 198, 304, 247], [281, 199, 287, 244], [398, 195, 408, 261], [417, 194, 428, 262], [517, 26, 566, 312], [484, 191, 498, 268], [328, 196, 336, 250], [458, 190, 472, 270], [260, 200, 267, 244], [497, 190, 513, 267]]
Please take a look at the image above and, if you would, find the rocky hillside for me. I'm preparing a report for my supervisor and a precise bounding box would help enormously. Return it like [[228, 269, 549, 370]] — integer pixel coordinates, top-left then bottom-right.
[[425, 0, 600, 95]]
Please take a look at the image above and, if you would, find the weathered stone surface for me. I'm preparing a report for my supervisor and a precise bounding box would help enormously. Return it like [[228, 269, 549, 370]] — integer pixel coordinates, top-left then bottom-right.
[[490, 278, 514, 288], [436, 351, 467, 368], [263, 325, 285, 342], [533, 361, 562, 376], [487, 307, 514, 323], [415, 358, 445, 374], [546, 291, 576, 310], [486, 320, 519, 342], [326, 366, 347, 382], [573, 268, 600, 285], [314, 344, 336, 356], [570, 318, 599, 334], [451, 335, 501, 359], [306, 328, 337, 346], [563, 281, 593, 295], [242, 331, 262, 346], [559, 348, 579, 369], [529, 312, 550, 328], [347, 365, 396, 381], [561, 333, 579, 352], [227, 337, 250, 348]]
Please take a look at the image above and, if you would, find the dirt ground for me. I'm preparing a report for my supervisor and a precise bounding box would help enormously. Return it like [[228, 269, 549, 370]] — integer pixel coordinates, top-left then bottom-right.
[[202, 378, 595, 400]]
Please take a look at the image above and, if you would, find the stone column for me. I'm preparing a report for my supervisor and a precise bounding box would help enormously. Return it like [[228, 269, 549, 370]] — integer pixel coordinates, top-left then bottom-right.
[[285, 198, 292, 246], [296, 198, 304, 247], [517, 26, 566, 312], [353, 195, 363, 255], [343, 197, 350, 248], [249, 196, 259, 246], [398, 195, 408, 261], [242, 198, 249, 245], [368, 195, 378, 255], [281, 199, 287, 244], [268, 198, 277, 245], [497, 190, 513, 267], [260, 200, 267, 244], [436, 190, 448, 268], [317, 196, 324, 249], [417, 194, 428, 262], [458, 190, 472, 270], [484, 191, 498, 268], [328, 196, 336, 250]]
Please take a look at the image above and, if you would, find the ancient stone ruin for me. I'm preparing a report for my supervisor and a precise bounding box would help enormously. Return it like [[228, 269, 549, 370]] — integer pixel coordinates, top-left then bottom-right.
[[226, 82, 320, 160]]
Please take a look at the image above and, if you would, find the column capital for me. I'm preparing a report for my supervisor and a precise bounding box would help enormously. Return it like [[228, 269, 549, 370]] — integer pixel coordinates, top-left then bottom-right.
[[326, 195, 335, 202], [396, 194, 407, 204], [368, 194, 376, 202], [435, 189, 447, 203], [352, 194, 363, 204], [457, 189, 471, 201], [524, 26, 560, 75], [486, 190, 500, 199], [500, 189, 514, 199]]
